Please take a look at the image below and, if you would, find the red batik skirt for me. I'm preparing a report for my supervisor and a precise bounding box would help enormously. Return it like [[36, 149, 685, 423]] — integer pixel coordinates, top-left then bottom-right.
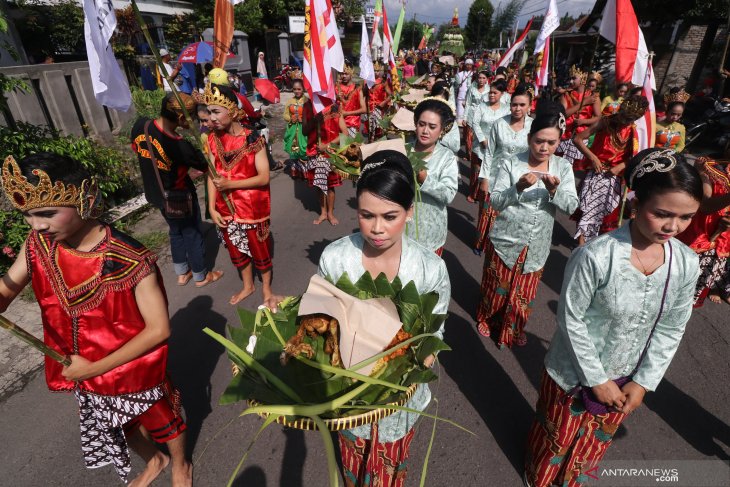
[[476, 240, 543, 348], [525, 370, 627, 487], [339, 423, 416, 487], [474, 197, 497, 252], [464, 125, 474, 160]]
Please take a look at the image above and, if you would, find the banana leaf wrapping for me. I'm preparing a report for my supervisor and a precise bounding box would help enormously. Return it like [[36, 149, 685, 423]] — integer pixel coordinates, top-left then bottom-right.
[[215, 272, 449, 430], [328, 133, 363, 181]]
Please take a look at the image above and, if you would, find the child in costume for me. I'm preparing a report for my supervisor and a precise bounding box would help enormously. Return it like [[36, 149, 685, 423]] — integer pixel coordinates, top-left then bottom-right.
[[283, 78, 308, 165], [205, 84, 275, 306], [337, 61, 366, 138], [656, 88, 690, 153], [0, 153, 191, 486], [556, 65, 601, 169]]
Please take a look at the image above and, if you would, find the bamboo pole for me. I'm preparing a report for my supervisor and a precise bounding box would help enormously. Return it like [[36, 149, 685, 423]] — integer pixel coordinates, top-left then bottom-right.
[[0, 315, 71, 366], [129, 0, 235, 214]]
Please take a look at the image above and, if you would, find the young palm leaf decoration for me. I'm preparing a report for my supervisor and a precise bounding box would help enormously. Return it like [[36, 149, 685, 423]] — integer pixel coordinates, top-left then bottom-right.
[[203, 272, 465, 487]]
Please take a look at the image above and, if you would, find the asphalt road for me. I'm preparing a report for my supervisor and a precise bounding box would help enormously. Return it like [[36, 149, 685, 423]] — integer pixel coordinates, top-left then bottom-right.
[[1, 156, 729, 487]]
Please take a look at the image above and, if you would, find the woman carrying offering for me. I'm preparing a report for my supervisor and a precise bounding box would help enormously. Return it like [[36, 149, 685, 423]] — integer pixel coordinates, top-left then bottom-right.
[[206, 84, 275, 305], [476, 103, 579, 347], [282, 78, 308, 166], [408, 98, 460, 255], [572, 95, 649, 245], [525, 148, 702, 487], [474, 83, 534, 253]]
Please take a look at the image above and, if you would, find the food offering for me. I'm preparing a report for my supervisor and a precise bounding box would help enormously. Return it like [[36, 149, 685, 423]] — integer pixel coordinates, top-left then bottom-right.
[[204, 272, 449, 484]]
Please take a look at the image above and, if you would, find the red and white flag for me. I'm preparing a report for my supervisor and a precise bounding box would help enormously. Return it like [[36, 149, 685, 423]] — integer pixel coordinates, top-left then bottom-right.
[[635, 60, 656, 150], [534, 0, 559, 88], [599, 0, 655, 90], [303, 0, 344, 112], [381, 1, 396, 70], [498, 18, 533, 68]]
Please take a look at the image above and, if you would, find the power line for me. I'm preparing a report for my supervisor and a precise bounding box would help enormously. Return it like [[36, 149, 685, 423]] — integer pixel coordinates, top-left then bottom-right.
[[520, 0, 569, 17]]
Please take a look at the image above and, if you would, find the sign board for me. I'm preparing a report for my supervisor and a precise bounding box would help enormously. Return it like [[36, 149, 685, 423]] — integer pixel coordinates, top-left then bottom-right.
[[289, 16, 305, 34]]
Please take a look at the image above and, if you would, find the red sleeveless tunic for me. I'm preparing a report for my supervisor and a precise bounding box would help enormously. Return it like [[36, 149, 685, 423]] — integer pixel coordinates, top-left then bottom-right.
[[304, 102, 343, 157], [27, 227, 167, 395], [562, 89, 596, 140], [337, 82, 362, 129], [208, 130, 271, 223]]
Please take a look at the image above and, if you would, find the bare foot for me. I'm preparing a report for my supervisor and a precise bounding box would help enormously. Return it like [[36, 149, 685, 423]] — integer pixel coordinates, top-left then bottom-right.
[[230, 286, 255, 305], [327, 214, 339, 226], [466, 195, 475, 203], [708, 293, 722, 304], [128, 451, 169, 487], [313, 214, 327, 225], [171, 461, 193, 487]]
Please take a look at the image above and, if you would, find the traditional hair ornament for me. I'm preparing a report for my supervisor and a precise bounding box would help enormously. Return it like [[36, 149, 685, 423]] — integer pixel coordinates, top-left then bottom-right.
[[629, 149, 678, 187], [663, 88, 691, 106], [568, 65, 588, 84], [360, 160, 387, 175], [373, 60, 384, 71], [589, 71, 603, 85], [1, 156, 102, 218], [203, 83, 240, 119], [342, 63, 354, 75], [415, 96, 456, 134], [558, 112, 567, 133]]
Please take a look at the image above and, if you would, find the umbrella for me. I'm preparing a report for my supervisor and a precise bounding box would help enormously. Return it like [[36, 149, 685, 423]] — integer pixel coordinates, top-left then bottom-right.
[[254, 78, 281, 104], [178, 42, 235, 64], [178, 41, 214, 64]]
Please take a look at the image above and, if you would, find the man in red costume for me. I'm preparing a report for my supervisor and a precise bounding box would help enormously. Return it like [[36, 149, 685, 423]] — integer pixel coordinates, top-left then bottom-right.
[[337, 61, 366, 137], [205, 84, 275, 306], [0, 152, 191, 486], [366, 61, 392, 140]]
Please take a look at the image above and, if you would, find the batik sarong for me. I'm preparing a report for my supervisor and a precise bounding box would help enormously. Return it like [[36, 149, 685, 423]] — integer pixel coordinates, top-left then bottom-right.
[[574, 170, 622, 242], [694, 248, 730, 307], [339, 423, 415, 487], [476, 241, 543, 348], [525, 370, 626, 487]]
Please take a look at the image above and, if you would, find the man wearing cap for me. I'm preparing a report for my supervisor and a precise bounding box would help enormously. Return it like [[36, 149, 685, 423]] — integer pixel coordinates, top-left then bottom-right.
[[455, 58, 474, 124], [157, 49, 182, 92]]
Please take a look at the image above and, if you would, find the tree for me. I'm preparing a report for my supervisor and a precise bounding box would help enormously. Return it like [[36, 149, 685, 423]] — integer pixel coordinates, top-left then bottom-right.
[[399, 18, 425, 51], [15, 0, 84, 57], [485, 0, 526, 48], [464, 0, 494, 50]]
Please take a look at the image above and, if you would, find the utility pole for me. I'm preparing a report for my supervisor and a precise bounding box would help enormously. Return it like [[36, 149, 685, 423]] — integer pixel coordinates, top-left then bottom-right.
[[412, 13, 416, 49], [477, 9, 485, 51]]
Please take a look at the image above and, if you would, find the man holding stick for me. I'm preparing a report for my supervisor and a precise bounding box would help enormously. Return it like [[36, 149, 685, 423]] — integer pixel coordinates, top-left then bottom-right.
[[0, 152, 192, 487]]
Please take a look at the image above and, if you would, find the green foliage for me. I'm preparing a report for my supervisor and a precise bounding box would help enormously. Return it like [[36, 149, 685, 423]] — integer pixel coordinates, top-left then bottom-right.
[[464, 0, 494, 50], [486, 0, 526, 48], [131, 87, 166, 120], [0, 123, 138, 201], [399, 19, 426, 51], [16, 0, 84, 56], [0, 211, 30, 274]]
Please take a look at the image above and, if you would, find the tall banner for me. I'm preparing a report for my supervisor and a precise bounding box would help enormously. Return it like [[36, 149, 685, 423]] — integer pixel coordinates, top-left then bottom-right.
[[534, 0, 559, 88], [599, 0, 655, 89], [82, 0, 131, 111], [498, 18, 533, 68], [359, 16, 375, 88], [303, 0, 344, 112], [213, 0, 244, 68], [392, 5, 406, 54], [380, 0, 399, 89]]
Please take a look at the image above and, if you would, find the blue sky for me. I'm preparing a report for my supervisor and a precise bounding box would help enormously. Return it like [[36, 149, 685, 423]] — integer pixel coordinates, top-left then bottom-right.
[[381, 0, 597, 31]]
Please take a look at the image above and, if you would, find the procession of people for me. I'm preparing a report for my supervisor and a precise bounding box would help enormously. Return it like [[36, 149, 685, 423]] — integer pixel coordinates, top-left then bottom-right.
[[2, 9, 730, 487]]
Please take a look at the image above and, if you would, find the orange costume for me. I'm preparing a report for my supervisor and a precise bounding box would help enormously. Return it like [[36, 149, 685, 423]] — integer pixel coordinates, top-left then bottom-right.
[[303, 101, 343, 191]]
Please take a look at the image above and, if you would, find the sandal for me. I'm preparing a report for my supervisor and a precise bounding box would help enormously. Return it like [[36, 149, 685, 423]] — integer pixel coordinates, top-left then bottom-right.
[[177, 271, 193, 286], [195, 270, 224, 288], [514, 333, 528, 347]]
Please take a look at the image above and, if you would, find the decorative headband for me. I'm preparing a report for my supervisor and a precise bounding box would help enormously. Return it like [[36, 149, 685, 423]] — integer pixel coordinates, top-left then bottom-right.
[[342, 64, 354, 75], [415, 96, 456, 117], [558, 113, 567, 133], [569, 65, 588, 84], [664, 88, 690, 106], [360, 160, 387, 175], [589, 71, 603, 84], [203, 83, 240, 118], [1, 156, 102, 219], [619, 98, 648, 119], [629, 149, 678, 187]]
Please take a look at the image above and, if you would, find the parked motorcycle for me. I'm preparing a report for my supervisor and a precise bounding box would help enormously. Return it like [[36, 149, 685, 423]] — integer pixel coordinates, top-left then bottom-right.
[[684, 96, 730, 150], [273, 64, 295, 91]]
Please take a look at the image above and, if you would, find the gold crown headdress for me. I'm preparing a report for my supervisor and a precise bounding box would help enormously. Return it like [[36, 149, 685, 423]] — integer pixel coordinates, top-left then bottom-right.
[[342, 64, 354, 75], [589, 71, 603, 84], [289, 68, 303, 80], [373, 60, 384, 71], [203, 83, 240, 119], [619, 96, 649, 120], [1, 156, 102, 219], [664, 88, 690, 106], [629, 149, 678, 187], [569, 65, 588, 84]]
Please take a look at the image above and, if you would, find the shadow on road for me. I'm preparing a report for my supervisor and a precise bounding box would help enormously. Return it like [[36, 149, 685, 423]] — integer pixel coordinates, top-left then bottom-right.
[[292, 176, 320, 214], [233, 466, 267, 486], [201, 221, 222, 272], [441, 249, 480, 317], [541, 248, 569, 297], [440, 313, 535, 475], [167, 295, 228, 457], [306, 239, 334, 266], [513, 332, 550, 392], [645, 379, 730, 459], [447, 206, 479, 251]]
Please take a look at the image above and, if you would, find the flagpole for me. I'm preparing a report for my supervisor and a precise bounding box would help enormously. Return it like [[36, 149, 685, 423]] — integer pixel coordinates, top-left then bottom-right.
[[130, 0, 235, 215]]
